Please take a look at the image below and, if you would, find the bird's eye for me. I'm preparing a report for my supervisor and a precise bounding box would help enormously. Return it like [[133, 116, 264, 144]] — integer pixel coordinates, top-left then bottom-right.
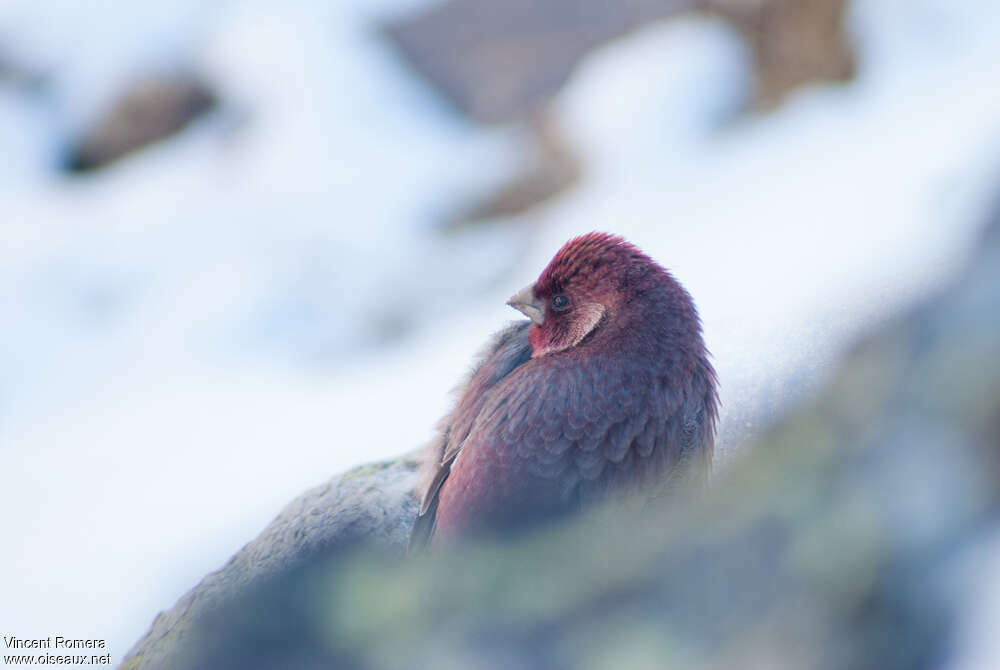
[[551, 295, 570, 310]]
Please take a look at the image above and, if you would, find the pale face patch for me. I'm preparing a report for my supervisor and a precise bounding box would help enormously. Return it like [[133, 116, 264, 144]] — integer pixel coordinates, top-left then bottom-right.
[[532, 302, 607, 358]]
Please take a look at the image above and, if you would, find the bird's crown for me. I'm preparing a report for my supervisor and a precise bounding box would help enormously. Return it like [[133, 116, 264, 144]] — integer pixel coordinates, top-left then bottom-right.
[[536, 232, 652, 294]]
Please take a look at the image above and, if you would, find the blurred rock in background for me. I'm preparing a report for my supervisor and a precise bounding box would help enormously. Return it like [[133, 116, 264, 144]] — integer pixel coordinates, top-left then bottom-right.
[[443, 111, 582, 230], [63, 72, 217, 173], [704, 0, 855, 110], [385, 0, 854, 123], [122, 190, 1000, 669], [387, 0, 854, 225], [385, 0, 688, 125]]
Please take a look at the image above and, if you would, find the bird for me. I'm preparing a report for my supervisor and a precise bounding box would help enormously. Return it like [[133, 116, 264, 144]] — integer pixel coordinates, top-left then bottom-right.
[[409, 232, 718, 550]]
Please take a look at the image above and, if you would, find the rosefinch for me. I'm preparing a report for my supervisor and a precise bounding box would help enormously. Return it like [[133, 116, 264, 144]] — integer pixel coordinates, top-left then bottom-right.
[[410, 233, 718, 549]]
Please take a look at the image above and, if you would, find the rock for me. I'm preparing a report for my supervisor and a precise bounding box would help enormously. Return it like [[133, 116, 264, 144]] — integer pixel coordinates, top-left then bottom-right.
[[64, 73, 216, 173], [386, 0, 855, 227], [705, 0, 855, 110], [118, 455, 420, 670], [383, 0, 694, 125], [443, 110, 582, 229], [383, 0, 855, 125]]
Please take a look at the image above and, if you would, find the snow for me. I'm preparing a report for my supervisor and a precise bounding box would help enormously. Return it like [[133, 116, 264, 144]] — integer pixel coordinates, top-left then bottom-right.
[[1, 0, 999, 664]]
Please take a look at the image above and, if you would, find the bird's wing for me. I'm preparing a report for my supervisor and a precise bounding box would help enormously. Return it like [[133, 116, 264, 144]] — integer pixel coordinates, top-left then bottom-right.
[[555, 354, 717, 502], [410, 336, 717, 549], [450, 351, 717, 510], [408, 320, 533, 552]]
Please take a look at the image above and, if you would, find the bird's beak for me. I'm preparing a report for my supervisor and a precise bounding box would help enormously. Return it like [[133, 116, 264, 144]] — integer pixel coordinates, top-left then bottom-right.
[[506, 283, 545, 326]]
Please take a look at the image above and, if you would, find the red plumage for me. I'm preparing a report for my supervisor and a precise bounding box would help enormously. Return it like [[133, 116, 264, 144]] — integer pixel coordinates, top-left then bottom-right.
[[409, 233, 718, 550]]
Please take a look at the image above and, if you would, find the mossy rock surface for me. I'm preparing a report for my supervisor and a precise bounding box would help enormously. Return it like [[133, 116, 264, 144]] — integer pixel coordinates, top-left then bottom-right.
[[119, 455, 420, 670]]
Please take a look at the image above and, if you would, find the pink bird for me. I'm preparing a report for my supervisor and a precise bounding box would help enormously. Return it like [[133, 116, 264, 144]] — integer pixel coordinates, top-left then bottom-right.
[[410, 233, 718, 549]]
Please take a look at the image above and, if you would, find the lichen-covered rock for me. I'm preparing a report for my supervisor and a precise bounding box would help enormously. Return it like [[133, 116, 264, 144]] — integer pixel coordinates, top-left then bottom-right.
[[118, 455, 420, 670]]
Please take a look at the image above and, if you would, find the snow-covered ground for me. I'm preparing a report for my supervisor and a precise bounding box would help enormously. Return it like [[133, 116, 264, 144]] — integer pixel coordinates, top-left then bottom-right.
[[1, 0, 999, 664]]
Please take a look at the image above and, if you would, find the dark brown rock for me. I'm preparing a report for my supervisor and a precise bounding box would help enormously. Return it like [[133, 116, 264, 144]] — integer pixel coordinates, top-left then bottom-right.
[[706, 0, 855, 109], [64, 73, 216, 172]]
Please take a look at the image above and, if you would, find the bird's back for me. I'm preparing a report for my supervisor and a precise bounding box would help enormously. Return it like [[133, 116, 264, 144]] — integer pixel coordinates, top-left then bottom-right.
[[409, 318, 716, 550]]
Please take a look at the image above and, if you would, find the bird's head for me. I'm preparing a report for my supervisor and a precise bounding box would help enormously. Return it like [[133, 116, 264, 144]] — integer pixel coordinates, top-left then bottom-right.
[[507, 232, 669, 358]]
